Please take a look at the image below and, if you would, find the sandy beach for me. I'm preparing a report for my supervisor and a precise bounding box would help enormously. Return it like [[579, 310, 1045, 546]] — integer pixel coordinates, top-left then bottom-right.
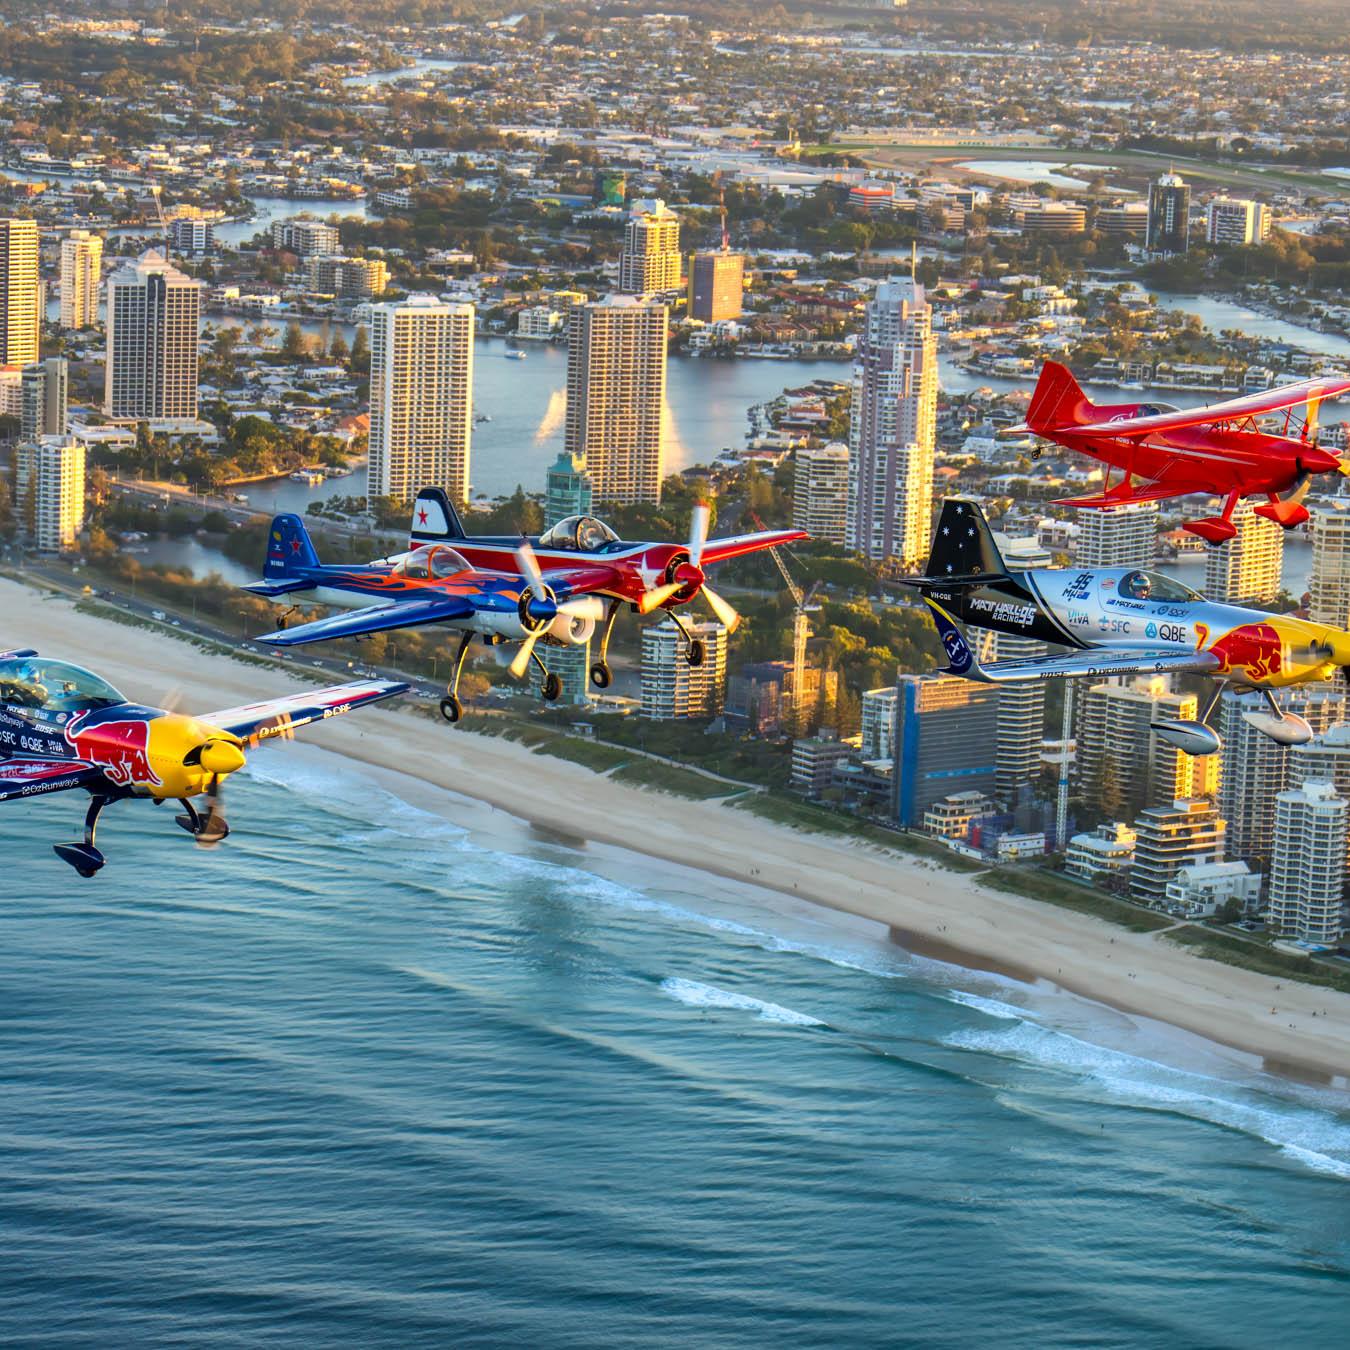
[[5, 574, 1350, 1084]]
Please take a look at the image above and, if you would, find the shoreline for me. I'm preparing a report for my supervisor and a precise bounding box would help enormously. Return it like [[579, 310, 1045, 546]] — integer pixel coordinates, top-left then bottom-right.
[[5, 575, 1350, 1085]]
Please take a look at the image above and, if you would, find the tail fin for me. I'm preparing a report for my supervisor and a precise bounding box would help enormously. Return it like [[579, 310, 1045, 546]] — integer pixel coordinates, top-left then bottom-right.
[[1026, 360, 1094, 434], [914, 499, 1008, 584], [264, 513, 320, 580], [411, 487, 467, 545]]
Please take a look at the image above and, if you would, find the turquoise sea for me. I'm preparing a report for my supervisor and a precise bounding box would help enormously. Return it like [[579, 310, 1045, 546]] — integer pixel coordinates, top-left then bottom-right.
[[2, 748, 1349, 1347]]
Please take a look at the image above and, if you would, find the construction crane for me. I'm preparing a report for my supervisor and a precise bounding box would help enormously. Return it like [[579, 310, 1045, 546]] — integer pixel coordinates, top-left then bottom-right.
[[148, 184, 171, 260], [751, 512, 821, 736]]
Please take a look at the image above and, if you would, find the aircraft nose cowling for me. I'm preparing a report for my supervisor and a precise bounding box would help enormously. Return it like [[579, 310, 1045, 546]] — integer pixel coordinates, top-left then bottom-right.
[[1299, 447, 1343, 474]]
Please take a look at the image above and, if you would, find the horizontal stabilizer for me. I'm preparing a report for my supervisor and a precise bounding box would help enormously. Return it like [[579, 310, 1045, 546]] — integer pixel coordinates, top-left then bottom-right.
[[241, 577, 314, 598]]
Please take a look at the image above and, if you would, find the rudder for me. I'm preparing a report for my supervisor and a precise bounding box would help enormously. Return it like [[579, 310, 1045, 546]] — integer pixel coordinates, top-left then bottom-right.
[[264, 514, 320, 579], [411, 487, 467, 544], [920, 499, 1008, 582], [1026, 360, 1094, 434]]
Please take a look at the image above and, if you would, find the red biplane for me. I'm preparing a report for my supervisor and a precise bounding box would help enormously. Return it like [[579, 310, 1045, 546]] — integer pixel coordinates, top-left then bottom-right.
[[1016, 361, 1350, 543]]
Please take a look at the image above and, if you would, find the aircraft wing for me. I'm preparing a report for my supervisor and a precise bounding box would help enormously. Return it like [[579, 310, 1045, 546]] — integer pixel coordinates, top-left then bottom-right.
[[1068, 376, 1350, 438], [198, 679, 409, 744], [702, 528, 808, 566], [971, 646, 1221, 683], [256, 594, 478, 647], [0, 756, 103, 802]]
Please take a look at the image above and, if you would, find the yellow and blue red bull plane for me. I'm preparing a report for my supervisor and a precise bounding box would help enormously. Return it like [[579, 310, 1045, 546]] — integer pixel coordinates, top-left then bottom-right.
[[0, 650, 406, 875], [908, 500, 1350, 756], [246, 491, 804, 723]]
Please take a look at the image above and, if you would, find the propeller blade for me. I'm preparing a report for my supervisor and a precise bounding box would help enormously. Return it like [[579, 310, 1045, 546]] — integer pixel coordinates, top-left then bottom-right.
[[689, 503, 710, 568], [160, 685, 184, 714], [701, 584, 741, 633], [638, 582, 683, 615], [515, 538, 545, 594], [509, 628, 541, 679], [558, 594, 606, 621]]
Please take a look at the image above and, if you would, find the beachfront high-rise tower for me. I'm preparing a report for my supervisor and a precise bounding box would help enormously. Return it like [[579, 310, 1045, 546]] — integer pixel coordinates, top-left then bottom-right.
[[1203, 498, 1283, 605], [0, 218, 41, 367], [564, 295, 667, 506], [618, 203, 682, 294], [793, 442, 850, 546], [21, 357, 68, 440], [60, 230, 103, 331], [104, 250, 202, 422], [1308, 502, 1350, 629], [847, 277, 937, 567], [367, 294, 475, 506], [1269, 780, 1347, 945]]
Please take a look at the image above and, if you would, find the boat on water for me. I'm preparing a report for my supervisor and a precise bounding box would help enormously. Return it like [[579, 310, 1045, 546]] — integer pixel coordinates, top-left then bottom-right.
[[475, 412, 492, 423], [503, 349, 527, 360], [289, 469, 325, 485]]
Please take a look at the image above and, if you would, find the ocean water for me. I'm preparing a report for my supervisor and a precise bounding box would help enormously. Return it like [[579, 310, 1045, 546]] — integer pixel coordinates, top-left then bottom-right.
[[2, 754, 1350, 1348]]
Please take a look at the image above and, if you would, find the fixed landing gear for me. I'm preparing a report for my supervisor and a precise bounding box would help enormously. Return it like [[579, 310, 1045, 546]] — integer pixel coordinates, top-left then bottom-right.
[[173, 795, 229, 846], [52, 795, 112, 877], [437, 631, 475, 725], [541, 671, 562, 703], [589, 599, 623, 690], [275, 605, 300, 631], [665, 607, 705, 667]]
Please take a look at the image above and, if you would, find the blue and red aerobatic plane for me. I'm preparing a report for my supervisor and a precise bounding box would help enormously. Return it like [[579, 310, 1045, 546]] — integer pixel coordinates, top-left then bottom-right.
[[0, 649, 406, 875], [246, 491, 804, 723]]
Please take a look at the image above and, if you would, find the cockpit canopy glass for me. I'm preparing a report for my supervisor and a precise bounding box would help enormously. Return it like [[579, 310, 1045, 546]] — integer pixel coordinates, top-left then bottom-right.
[[0, 658, 125, 714], [397, 544, 471, 580], [537, 515, 621, 553], [1118, 570, 1200, 603]]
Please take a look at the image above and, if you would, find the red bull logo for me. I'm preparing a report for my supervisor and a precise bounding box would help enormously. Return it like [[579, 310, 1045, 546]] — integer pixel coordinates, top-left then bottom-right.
[[64, 709, 162, 787], [1204, 622, 1284, 682]]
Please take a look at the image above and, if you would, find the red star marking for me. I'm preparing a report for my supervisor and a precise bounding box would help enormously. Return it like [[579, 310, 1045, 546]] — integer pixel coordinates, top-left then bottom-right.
[[291, 539, 302, 554], [417, 508, 428, 525]]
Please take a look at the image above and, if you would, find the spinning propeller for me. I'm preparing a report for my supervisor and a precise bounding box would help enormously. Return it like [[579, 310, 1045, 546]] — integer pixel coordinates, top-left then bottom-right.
[[181, 736, 246, 848], [508, 540, 606, 679], [636, 505, 741, 632]]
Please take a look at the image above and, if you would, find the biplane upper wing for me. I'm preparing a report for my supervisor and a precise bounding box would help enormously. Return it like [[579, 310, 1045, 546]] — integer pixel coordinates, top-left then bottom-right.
[[198, 679, 408, 744], [0, 755, 103, 802], [1067, 376, 1350, 439]]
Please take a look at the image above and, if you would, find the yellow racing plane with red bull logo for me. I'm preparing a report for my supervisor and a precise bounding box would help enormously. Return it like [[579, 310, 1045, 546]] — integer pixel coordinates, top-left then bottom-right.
[[907, 500, 1350, 756], [0, 650, 406, 876]]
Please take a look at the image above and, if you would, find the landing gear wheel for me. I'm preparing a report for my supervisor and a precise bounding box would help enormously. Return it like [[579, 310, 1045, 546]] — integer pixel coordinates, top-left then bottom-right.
[[589, 661, 612, 690], [275, 614, 288, 631], [686, 638, 706, 668], [439, 694, 462, 724], [541, 672, 563, 703]]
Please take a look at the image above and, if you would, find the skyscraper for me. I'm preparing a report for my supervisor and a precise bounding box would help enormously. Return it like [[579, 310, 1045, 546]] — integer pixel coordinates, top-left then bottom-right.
[[1218, 685, 1344, 868], [0, 218, 41, 366], [544, 450, 593, 528], [271, 218, 341, 256], [848, 277, 937, 566], [367, 294, 475, 506], [1074, 502, 1158, 568], [1308, 503, 1350, 628], [1203, 498, 1283, 605], [14, 436, 85, 552], [687, 251, 744, 322], [21, 357, 67, 439], [1146, 172, 1190, 254], [564, 295, 667, 505], [1205, 198, 1270, 247], [619, 204, 681, 294], [991, 630, 1047, 802], [891, 673, 999, 827], [1269, 780, 1347, 945], [792, 442, 850, 545], [641, 618, 728, 720], [59, 229, 103, 331], [104, 250, 202, 422], [1076, 675, 1203, 821]]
